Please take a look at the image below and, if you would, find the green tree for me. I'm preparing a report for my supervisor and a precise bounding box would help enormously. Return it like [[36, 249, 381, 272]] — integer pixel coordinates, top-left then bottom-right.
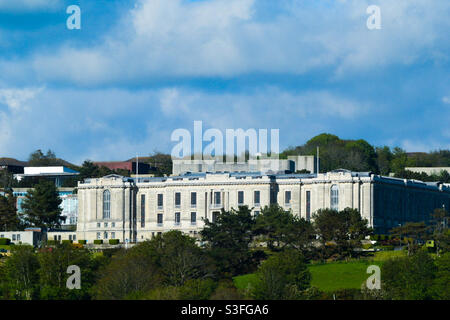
[[37, 243, 96, 300], [21, 180, 63, 230], [252, 249, 311, 300], [254, 204, 314, 253], [389, 222, 429, 256], [0, 190, 20, 231], [430, 208, 449, 256], [382, 250, 437, 300], [200, 206, 256, 277], [313, 208, 372, 259], [2, 245, 40, 300], [148, 231, 215, 286], [431, 252, 450, 300]]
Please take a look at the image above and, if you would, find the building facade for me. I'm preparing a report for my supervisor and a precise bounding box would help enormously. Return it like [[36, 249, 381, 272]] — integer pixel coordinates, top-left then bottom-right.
[[76, 170, 450, 243]]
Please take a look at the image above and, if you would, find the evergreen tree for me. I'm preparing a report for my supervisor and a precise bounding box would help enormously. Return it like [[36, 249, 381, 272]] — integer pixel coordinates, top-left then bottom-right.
[[21, 180, 63, 230], [0, 190, 20, 231]]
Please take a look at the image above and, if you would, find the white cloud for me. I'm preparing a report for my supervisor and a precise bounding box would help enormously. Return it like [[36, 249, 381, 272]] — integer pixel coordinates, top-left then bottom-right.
[[2, 0, 448, 85], [443, 96, 450, 105]]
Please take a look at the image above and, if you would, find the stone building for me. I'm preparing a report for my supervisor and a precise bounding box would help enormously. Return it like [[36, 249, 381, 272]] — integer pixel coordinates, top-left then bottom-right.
[[76, 170, 450, 243]]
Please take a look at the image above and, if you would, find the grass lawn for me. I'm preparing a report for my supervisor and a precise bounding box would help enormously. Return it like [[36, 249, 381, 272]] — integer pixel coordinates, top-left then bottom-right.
[[233, 250, 407, 293]]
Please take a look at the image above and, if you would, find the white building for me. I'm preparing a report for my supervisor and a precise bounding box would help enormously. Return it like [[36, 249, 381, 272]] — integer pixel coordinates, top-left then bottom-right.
[[76, 170, 450, 243]]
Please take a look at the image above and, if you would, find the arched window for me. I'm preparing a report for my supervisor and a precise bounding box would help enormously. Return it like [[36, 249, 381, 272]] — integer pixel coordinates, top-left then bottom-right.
[[330, 185, 339, 211], [103, 190, 111, 219]]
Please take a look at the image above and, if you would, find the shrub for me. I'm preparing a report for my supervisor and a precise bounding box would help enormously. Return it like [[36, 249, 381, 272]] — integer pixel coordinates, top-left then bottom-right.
[[381, 245, 394, 251], [109, 239, 120, 245], [62, 240, 73, 244], [47, 240, 58, 245], [94, 240, 103, 245], [362, 243, 373, 250], [0, 238, 11, 245], [78, 240, 87, 245]]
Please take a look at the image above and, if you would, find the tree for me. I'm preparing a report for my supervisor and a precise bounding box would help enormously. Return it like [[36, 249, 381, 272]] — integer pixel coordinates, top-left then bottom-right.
[[0, 190, 20, 231], [389, 222, 429, 256], [93, 243, 162, 300], [430, 208, 449, 256], [254, 204, 314, 253], [431, 252, 450, 300], [28, 149, 59, 166], [382, 250, 437, 300], [252, 249, 311, 300], [37, 243, 96, 300], [147, 231, 215, 286], [20, 180, 63, 230], [313, 208, 372, 259], [200, 206, 256, 277], [2, 245, 40, 300]]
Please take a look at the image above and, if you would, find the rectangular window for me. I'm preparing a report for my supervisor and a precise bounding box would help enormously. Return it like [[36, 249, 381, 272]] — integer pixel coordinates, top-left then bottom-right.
[[73, 234, 76, 241], [104, 222, 108, 227], [97, 222, 101, 228], [285, 191, 291, 205], [191, 212, 197, 225], [191, 192, 197, 208], [157, 213, 163, 226], [12, 234, 16, 241], [69, 235, 72, 241], [238, 191, 244, 205], [157, 194, 163, 209], [254, 191, 260, 206], [175, 192, 181, 208], [111, 232, 115, 239], [17, 234, 20, 241], [141, 194, 146, 228], [306, 191, 311, 221], [112, 222, 115, 228], [96, 232, 101, 240], [214, 192, 221, 207], [212, 211, 220, 223], [104, 232, 108, 239], [175, 212, 181, 225]]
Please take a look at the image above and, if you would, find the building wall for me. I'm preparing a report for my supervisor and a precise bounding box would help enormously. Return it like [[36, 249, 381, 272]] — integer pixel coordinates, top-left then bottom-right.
[[0, 231, 40, 246], [77, 171, 450, 242]]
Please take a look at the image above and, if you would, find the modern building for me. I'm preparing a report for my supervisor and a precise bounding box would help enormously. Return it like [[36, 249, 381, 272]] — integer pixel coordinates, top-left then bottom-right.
[[0, 158, 26, 174], [172, 156, 317, 176], [14, 166, 79, 187], [76, 169, 450, 242], [0, 229, 44, 246], [13, 187, 78, 227], [405, 167, 450, 176]]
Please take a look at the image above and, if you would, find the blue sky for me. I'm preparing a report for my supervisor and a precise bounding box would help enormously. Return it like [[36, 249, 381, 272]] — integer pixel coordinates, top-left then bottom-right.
[[0, 0, 449, 164]]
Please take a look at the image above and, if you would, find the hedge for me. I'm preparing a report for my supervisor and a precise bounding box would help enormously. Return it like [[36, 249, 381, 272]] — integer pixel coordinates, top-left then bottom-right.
[[0, 238, 11, 245], [93, 240, 103, 245], [47, 240, 59, 245], [109, 239, 120, 245], [78, 240, 87, 245], [62, 240, 73, 244]]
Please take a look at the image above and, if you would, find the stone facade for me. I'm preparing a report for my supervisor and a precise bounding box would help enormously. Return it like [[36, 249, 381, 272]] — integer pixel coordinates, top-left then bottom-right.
[[76, 170, 450, 243]]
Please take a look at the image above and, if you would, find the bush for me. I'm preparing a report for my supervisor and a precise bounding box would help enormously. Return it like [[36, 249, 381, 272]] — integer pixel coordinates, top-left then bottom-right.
[[178, 279, 217, 300], [47, 240, 59, 245], [94, 240, 103, 245], [362, 243, 373, 250], [381, 245, 394, 251], [62, 240, 73, 244], [78, 240, 87, 245], [0, 238, 11, 245], [109, 239, 120, 245]]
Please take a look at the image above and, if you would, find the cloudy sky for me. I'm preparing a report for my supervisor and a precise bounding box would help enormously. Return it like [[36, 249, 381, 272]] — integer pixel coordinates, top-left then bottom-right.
[[0, 0, 449, 164]]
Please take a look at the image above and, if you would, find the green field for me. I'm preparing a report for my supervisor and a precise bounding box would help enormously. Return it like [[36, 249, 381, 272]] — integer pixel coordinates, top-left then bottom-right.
[[233, 251, 406, 293]]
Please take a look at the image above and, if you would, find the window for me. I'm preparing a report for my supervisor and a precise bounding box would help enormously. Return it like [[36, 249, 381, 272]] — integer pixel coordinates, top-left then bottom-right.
[[103, 190, 111, 219], [191, 192, 197, 208], [12, 234, 16, 241], [285, 191, 291, 205], [214, 192, 221, 207], [112, 222, 115, 228], [212, 211, 220, 223], [191, 212, 197, 225], [17, 234, 21, 241], [104, 222, 108, 227], [175, 192, 181, 208], [157, 194, 163, 209], [254, 191, 260, 206], [175, 212, 181, 225], [104, 231, 108, 239], [331, 185, 339, 211], [73, 234, 76, 241], [306, 191, 311, 221], [97, 222, 101, 228], [111, 232, 115, 239], [157, 214, 163, 226], [238, 191, 244, 205], [69, 235, 72, 241], [141, 194, 145, 228], [96, 232, 101, 240]]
